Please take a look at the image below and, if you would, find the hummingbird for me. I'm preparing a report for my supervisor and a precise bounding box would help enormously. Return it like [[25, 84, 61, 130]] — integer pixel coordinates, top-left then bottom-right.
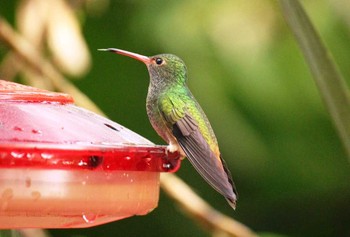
[[99, 48, 238, 209]]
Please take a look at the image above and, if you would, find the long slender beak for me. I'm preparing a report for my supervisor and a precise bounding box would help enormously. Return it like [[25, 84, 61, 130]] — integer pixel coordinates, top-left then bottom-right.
[[98, 48, 151, 64]]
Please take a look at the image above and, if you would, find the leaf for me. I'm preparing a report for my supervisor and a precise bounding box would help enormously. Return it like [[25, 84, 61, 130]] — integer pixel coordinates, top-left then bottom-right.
[[281, 0, 350, 162]]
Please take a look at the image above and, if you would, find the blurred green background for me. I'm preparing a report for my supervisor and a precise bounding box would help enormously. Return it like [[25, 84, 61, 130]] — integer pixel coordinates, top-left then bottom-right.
[[1, 1, 349, 236]]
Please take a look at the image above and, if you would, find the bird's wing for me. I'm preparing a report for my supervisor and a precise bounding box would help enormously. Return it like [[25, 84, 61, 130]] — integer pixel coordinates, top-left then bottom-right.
[[158, 94, 237, 205]]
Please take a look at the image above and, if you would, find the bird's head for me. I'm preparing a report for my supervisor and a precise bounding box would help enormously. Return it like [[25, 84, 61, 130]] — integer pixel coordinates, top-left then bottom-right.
[[99, 48, 187, 87]]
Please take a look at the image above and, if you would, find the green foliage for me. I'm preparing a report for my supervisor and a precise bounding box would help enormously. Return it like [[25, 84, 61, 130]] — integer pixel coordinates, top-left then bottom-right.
[[282, 0, 350, 161]]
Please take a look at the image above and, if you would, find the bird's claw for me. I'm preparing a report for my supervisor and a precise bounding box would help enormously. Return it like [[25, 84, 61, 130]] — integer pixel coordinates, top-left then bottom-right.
[[166, 143, 178, 154]]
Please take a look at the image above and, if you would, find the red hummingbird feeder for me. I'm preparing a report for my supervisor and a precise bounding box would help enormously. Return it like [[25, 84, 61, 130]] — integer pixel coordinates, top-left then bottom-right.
[[0, 80, 181, 228]]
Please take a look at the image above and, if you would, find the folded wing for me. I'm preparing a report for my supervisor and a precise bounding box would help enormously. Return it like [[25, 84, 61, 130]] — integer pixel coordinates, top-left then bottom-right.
[[159, 94, 237, 208]]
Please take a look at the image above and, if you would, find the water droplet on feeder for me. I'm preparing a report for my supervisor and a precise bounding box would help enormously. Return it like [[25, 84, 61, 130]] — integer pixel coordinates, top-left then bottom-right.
[[82, 213, 97, 224], [41, 153, 53, 159], [13, 126, 23, 132], [31, 129, 42, 134], [10, 151, 25, 159]]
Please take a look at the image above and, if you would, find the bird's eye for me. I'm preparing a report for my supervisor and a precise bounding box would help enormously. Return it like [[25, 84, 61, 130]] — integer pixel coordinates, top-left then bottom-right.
[[155, 58, 163, 65]]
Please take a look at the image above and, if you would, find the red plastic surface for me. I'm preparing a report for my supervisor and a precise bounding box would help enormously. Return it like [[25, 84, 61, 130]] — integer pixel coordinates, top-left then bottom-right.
[[0, 144, 180, 172], [0, 80, 73, 103], [0, 80, 181, 172]]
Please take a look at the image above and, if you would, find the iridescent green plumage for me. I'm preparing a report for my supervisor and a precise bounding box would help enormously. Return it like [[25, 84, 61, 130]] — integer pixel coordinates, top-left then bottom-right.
[[100, 49, 238, 208]]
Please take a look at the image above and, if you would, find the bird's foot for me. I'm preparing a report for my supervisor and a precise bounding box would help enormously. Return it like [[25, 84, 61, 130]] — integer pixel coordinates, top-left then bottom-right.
[[166, 143, 186, 160], [162, 143, 182, 172], [166, 143, 178, 153]]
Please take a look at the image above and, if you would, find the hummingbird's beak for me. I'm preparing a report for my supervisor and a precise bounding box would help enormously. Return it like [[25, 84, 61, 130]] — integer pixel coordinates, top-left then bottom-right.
[[98, 48, 151, 65]]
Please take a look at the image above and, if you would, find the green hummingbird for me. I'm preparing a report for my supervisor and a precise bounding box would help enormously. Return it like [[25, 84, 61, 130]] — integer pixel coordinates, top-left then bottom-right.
[[99, 48, 238, 208]]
